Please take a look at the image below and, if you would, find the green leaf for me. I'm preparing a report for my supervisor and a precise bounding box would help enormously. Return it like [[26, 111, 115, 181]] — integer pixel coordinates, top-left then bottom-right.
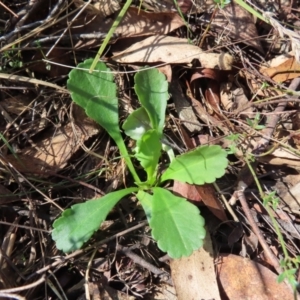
[[277, 272, 286, 283], [134, 68, 168, 133], [52, 188, 137, 252], [67, 59, 140, 183], [161, 145, 228, 184], [136, 190, 153, 222], [67, 59, 120, 141], [150, 187, 206, 258], [135, 129, 161, 182], [122, 107, 151, 140]]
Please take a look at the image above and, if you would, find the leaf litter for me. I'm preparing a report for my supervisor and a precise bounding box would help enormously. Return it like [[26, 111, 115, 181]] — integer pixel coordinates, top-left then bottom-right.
[[1, 0, 300, 299]]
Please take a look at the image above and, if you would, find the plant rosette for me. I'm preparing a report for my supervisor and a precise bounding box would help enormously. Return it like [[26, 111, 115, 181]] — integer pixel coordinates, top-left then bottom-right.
[[52, 59, 228, 259]]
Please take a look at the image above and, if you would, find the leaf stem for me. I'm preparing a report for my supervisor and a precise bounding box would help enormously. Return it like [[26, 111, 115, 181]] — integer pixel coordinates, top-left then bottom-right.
[[116, 139, 141, 184]]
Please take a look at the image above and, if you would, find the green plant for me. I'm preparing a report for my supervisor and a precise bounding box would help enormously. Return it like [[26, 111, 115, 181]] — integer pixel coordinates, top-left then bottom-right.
[[0, 46, 23, 71], [52, 59, 228, 258], [245, 157, 299, 293], [89, 0, 132, 73], [246, 113, 266, 130], [214, 0, 231, 9]]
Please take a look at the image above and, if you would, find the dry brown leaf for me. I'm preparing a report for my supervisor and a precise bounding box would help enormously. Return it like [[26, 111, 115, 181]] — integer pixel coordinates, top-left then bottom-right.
[[258, 155, 300, 168], [169, 80, 202, 133], [73, 0, 120, 17], [173, 180, 202, 202], [170, 233, 221, 300], [263, 52, 294, 68], [271, 147, 300, 160], [281, 181, 300, 211], [141, 0, 215, 13], [257, 146, 300, 169], [88, 281, 135, 300], [112, 35, 233, 69], [216, 254, 294, 300], [70, 7, 184, 41], [114, 8, 185, 37], [194, 184, 228, 222], [5, 107, 100, 176], [1, 95, 31, 115], [260, 56, 300, 83], [212, 2, 263, 53]]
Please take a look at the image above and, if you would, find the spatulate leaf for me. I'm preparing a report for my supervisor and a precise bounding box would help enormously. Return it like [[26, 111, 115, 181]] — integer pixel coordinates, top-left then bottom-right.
[[134, 68, 168, 133], [150, 187, 206, 258], [67, 59, 140, 183], [161, 145, 228, 184], [52, 188, 137, 252], [135, 129, 161, 183], [67, 58, 120, 142], [122, 107, 151, 140]]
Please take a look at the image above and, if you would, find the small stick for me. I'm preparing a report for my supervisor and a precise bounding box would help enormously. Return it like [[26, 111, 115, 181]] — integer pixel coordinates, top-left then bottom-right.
[[116, 244, 172, 285], [0, 1, 18, 18]]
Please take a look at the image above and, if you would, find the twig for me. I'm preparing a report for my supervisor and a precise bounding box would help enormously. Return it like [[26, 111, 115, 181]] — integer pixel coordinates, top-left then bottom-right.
[[255, 78, 300, 152], [0, 292, 26, 300], [116, 244, 172, 285], [26, 221, 147, 280], [0, 275, 46, 293], [230, 77, 300, 294], [231, 77, 300, 197], [0, 73, 68, 93], [0, 1, 18, 18], [236, 190, 282, 274], [31, 33, 110, 45]]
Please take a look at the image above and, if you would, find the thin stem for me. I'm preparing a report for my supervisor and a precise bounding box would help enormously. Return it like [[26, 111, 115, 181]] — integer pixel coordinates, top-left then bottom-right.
[[245, 157, 291, 268], [117, 139, 141, 184], [89, 0, 133, 73]]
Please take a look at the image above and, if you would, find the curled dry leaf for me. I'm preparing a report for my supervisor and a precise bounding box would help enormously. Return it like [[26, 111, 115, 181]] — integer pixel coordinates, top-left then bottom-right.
[[260, 56, 300, 83], [112, 35, 234, 69], [257, 146, 300, 169]]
